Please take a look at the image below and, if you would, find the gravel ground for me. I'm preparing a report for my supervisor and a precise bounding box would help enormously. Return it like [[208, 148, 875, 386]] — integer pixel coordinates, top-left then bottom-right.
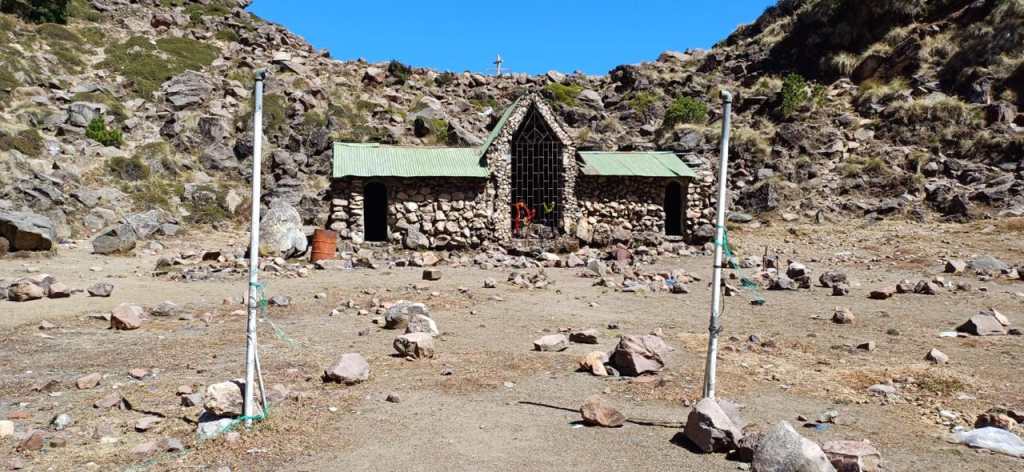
[[0, 220, 1022, 471]]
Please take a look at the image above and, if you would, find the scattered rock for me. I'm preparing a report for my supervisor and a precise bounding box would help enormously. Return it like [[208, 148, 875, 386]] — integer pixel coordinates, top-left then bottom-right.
[[533, 334, 569, 352], [956, 310, 1009, 336], [822, 440, 882, 472], [76, 372, 102, 390], [385, 393, 402, 403], [925, 348, 949, 364], [110, 303, 144, 330], [609, 335, 669, 376], [384, 301, 430, 330], [569, 329, 599, 344], [17, 430, 45, 451], [0, 211, 57, 251], [88, 282, 114, 297], [819, 271, 847, 288], [92, 223, 138, 255], [832, 307, 855, 325], [945, 260, 967, 274], [323, 353, 370, 385], [422, 268, 442, 281], [580, 395, 626, 428], [135, 416, 162, 432], [394, 332, 435, 359], [405, 314, 439, 336], [868, 287, 895, 300], [51, 413, 73, 431], [0, 420, 13, 438], [752, 421, 836, 472], [578, 351, 608, 376], [684, 397, 744, 453], [204, 380, 244, 417]]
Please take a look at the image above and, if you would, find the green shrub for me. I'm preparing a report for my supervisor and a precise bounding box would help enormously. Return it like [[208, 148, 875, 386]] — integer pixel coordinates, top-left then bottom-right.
[[85, 117, 123, 147], [544, 82, 583, 106], [1, 0, 69, 24], [664, 96, 707, 127], [427, 118, 448, 144], [262, 94, 287, 133], [214, 29, 238, 42], [434, 71, 457, 87], [100, 36, 220, 98], [0, 128, 44, 157], [629, 91, 658, 116], [779, 73, 810, 117], [67, 0, 98, 21], [107, 155, 150, 181], [387, 60, 412, 84], [127, 178, 181, 212], [889, 96, 981, 127]]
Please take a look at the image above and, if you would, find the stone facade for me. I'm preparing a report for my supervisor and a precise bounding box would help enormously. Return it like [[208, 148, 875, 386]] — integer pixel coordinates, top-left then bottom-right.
[[328, 94, 710, 249], [328, 177, 488, 248]]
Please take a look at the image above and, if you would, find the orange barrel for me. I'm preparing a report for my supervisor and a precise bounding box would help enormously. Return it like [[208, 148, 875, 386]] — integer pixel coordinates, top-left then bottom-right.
[[310, 229, 338, 262]]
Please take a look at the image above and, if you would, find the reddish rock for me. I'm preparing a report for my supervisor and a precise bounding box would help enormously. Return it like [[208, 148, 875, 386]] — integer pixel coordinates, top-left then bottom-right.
[[580, 395, 626, 428], [76, 372, 102, 390]]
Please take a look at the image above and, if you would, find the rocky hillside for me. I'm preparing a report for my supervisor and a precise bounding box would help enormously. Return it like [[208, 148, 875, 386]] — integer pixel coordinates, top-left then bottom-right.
[[0, 0, 1021, 244]]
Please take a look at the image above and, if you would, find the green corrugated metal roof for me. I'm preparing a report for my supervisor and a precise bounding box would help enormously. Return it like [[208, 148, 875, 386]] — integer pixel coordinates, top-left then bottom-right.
[[332, 143, 488, 178], [579, 151, 696, 178], [479, 96, 523, 158]]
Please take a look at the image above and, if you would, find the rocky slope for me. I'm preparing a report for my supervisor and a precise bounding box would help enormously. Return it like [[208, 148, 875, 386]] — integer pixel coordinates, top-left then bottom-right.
[[0, 0, 1021, 245]]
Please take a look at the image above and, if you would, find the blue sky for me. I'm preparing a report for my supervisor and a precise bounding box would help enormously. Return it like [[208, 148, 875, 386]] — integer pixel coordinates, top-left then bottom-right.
[[248, 0, 776, 75]]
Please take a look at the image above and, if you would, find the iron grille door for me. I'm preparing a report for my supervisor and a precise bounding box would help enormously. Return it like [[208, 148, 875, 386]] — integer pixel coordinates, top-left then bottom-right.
[[510, 106, 564, 238]]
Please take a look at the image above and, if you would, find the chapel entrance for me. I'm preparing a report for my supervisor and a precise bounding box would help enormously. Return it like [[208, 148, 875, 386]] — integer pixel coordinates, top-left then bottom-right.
[[510, 105, 564, 238], [363, 182, 388, 242], [665, 181, 684, 236]]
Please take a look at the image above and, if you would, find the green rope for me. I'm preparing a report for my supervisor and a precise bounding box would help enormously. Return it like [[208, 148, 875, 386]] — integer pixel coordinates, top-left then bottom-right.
[[249, 281, 300, 347], [715, 225, 766, 305]]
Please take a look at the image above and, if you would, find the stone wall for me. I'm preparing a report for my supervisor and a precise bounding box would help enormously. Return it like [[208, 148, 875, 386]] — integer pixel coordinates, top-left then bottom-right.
[[328, 177, 489, 249], [576, 176, 688, 238]]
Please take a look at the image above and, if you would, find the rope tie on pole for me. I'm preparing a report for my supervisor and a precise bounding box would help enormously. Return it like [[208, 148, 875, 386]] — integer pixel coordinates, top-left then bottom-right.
[[713, 225, 766, 305]]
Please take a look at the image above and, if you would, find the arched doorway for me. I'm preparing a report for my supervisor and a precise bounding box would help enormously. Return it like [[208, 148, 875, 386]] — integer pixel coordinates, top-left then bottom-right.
[[665, 181, 684, 236], [363, 182, 388, 242], [510, 105, 564, 238]]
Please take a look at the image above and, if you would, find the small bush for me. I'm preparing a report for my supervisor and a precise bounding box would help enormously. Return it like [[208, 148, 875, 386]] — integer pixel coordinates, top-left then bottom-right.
[[262, 94, 287, 134], [127, 178, 181, 212], [434, 71, 457, 87], [387, 60, 412, 84], [828, 52, 859, 77], [664, 96, 707, 127], [889, 96, 981, 127], [214, 29, 238, 42], [544, 82, 583, 106], [67, 0, 99, 21], [0, 128, 44, 157], [85, 117, 123, 147], [629, 91, 658, 116], [107, 155, 150, 181], [428, 118, 448, 144], [1, 0, 69, 24], [779, 73, 810, 117]]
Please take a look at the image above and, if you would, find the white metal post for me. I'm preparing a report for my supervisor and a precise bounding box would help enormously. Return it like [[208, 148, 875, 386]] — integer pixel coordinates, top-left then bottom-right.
[[702, 90, 733, 400], [244, 69, 268, 427]]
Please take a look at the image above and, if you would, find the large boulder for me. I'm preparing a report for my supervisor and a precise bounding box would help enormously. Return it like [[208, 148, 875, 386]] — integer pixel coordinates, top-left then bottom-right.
[[92, 223, 137, 255], [323, 353, 369, 385], [684, 398, 744, 453], [124, 210, 177, 240], [957, 309, 1009, 336], [258, 203, 308, 259], [821, 440, 882, 472], [7, 278, 47, 302], [0, 211, 57, 251], [110, 303, 144, 330], [580, 395, 626, 427], [753, 421, 836, 472], [609, 335, 671, 376]]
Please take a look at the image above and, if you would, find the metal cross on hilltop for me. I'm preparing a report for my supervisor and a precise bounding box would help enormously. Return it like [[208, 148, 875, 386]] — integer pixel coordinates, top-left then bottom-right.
[[494, 54, 503, 76]]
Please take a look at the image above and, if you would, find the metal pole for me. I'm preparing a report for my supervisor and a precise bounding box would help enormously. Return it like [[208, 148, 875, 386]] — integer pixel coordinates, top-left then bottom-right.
[[702, 90, 733, 400], [243, 69, 268, 428]]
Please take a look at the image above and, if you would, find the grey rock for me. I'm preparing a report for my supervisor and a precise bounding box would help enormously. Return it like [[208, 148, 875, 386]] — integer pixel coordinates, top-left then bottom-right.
[[92, 223, 137, 255], [110, 303, 144, 330], [609, 335, 668, 376], [0, 211, 57, 251], [384, 301, 430, 330], [819, 271, 847, 288], [968, 256, 1009, 272], [259, 203, 308, 259], [821, 440, 882, 472], [203, 380, 244, 417], [569, 329, 600, 344], [161, 71, 214, 109], [323, 353, 370, 385], [393, 332, 435, 359], [533, 334, 569, 352], [957, 311, 1008, 336], [752, 421, 836, 472], [88, 282, 114, 297], [684, 398, 744, 453]]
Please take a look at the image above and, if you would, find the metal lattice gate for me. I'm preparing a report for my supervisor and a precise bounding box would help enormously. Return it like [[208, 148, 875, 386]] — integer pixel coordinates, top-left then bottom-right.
[[511, 106, 564, 238]]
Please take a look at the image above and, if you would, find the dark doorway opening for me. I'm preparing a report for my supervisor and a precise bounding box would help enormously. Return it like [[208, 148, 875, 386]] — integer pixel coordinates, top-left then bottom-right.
[[363, 182, 388, 242], [510, 105, 564, 238], [665, 181, 684, 236]]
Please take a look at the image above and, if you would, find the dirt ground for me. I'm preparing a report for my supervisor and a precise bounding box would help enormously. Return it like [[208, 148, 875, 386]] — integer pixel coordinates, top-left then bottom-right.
[[1, 219, 1023, 471]]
